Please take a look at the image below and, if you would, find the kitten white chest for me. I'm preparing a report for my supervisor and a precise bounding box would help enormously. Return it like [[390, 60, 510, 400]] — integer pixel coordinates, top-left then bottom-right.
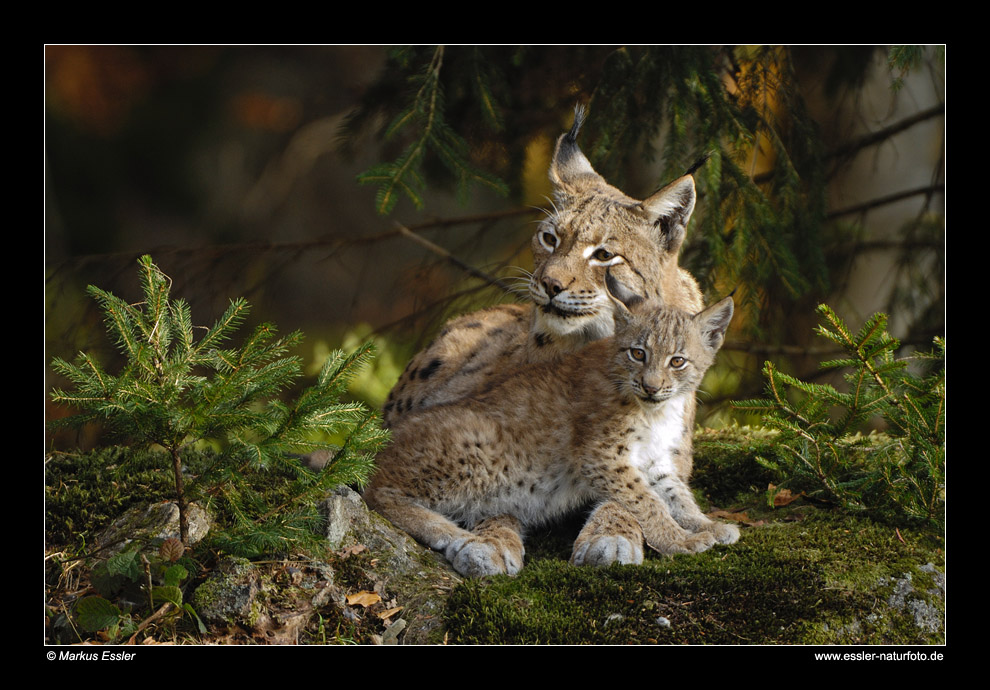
[[627, 394, 688, 480]]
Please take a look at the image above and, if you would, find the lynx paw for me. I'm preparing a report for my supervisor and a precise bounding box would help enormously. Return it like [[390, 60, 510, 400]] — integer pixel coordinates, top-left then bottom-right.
[[445, 536, 523, 577], [571, 535, 644, 567], [708, 522, 740, 544], [652, 530, 717, 555]]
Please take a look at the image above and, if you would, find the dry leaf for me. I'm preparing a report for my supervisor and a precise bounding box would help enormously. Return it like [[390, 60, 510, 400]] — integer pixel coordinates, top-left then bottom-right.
[[768, 484, 802, 507], [378, 606, 404, 620], [346, 591, 381, 608], [773, 488, 801, 506], [339, 544, 367, 559], [709, 509, 750, 522]]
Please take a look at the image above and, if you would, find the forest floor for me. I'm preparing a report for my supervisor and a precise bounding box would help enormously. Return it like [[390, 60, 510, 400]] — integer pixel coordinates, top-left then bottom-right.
[[45, 428, 945, 646]]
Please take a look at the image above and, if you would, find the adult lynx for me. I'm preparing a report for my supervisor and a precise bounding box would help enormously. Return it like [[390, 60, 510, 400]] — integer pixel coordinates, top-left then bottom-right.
[[364, 295, 739, 577], [383, 107, 703, 426]]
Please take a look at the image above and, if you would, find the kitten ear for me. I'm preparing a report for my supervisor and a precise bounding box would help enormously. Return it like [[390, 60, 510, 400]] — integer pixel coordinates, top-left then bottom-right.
[[605, 269, 646, 309], [696, 296, 734, 352], [604, 268, 636, 328], [548, 105, 604, 198], [638, 175, 696, 254]]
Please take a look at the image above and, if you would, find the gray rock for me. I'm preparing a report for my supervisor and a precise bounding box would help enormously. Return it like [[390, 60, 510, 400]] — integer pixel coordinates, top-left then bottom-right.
[[885, 566, 945, 635], [318, 486, 462, 644], [93, 501, 211, 557], [192, 556, 261, 630]]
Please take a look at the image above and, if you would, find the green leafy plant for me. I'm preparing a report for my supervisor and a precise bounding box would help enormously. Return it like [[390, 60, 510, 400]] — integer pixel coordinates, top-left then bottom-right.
[[734, 304, 944, 530], [73, 539, 205, 641], [49, 255, 389, 554]]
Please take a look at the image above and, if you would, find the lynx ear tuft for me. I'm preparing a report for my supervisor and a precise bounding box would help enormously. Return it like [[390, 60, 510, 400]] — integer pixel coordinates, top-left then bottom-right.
[[549, 104, 600, 193], [566, 103, 587, 144], [683, 151, 712, 176]]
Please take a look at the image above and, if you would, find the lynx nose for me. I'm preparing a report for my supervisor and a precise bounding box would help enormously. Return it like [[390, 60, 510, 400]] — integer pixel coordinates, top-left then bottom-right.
[[542, 276, 564, 297], [640, 379, 660, 396]]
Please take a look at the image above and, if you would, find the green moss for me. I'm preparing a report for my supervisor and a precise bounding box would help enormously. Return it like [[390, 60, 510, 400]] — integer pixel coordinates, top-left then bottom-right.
[[444, 510, 943, 645], [691, 427, 780, 506], [46, 447, 176, 546]]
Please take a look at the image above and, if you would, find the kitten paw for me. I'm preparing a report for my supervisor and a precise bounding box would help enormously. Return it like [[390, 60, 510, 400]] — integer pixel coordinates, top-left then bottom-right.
[[653, 530, 717, 554], [708, 522, 740, 544], [571, 535, 644, 567], [445, 537, 523, 577], [679, 531, 717, 553]]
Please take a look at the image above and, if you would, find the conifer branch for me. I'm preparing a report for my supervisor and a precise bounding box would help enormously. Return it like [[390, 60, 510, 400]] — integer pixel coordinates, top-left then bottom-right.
[[734, 305, 944, 529], [48, 255, 389, 554]]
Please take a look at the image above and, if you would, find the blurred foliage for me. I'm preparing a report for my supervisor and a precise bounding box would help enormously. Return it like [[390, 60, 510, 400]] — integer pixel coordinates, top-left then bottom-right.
[[46, 45, 944, 428], [306, 323, 409, 410], [340, 45, 944, 429], [346, 45, 943, 347]]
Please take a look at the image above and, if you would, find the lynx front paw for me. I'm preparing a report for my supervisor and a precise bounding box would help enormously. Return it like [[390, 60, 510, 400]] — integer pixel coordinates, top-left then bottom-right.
[[650, 530, 717, 555], [571, 535, 644, 567], [708, 522, 740, 544], [445, 536, 523, 577]]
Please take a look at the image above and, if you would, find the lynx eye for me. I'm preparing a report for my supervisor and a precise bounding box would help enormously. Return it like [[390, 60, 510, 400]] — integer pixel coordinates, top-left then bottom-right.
[[592, 248, 614, 261], [628, 347, 647, 363], [539, 228, 559, 251], [669, 356, 687, 368]]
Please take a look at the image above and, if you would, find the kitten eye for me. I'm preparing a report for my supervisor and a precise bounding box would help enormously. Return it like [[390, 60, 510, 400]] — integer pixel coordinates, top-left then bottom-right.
[[592, 248, 614, 262], [628, 348, 647, 362], [669, 356, 687, 368]]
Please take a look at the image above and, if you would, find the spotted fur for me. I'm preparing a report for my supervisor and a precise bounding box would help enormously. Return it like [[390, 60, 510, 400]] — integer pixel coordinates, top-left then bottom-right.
[[382, 109, 702, 428], [364, 297, 739, 577]]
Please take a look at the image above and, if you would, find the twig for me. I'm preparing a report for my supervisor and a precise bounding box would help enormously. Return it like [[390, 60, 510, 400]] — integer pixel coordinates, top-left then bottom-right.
[[753, 103, 945, 185], [826, 184, 945, 220], [394, 222, 516, 294], [47, 207, 542, 275], [126, 602, 173, 645], [722, 335, 939, 357], [828, 103, 945, 161]]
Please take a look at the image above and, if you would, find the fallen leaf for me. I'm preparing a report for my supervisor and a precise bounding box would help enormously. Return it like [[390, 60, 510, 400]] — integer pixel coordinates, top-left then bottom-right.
[[339, 544, 367, 559], [378, 606, 404, 620], [346, 591, 381, 608], [709, 510, 750, 522], [771, 487, 801, 507]]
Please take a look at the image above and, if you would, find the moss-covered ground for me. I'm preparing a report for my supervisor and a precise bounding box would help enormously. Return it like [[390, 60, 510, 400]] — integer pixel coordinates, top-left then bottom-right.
[[440, 429, 945, 645], [46, 429, 945, 645]]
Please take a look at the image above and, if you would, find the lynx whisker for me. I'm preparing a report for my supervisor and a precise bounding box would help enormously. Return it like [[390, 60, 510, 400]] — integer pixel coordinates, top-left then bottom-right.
[[529, 202, 556, 221]]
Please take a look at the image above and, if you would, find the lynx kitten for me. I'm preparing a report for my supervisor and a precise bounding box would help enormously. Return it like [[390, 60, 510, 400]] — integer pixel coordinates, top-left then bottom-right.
[[364, 295, 739, 577]]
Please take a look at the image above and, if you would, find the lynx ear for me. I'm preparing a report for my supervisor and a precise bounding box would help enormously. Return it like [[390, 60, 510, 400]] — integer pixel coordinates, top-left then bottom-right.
[[548, 105, 603, 196], [639, 175, 696, 254], [696, 296, 733, 352]]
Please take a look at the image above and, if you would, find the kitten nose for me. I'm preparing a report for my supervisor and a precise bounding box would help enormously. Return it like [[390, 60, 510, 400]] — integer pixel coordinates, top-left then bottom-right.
[[641, 380, 660, 396], [542, 276, 564, 297]]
